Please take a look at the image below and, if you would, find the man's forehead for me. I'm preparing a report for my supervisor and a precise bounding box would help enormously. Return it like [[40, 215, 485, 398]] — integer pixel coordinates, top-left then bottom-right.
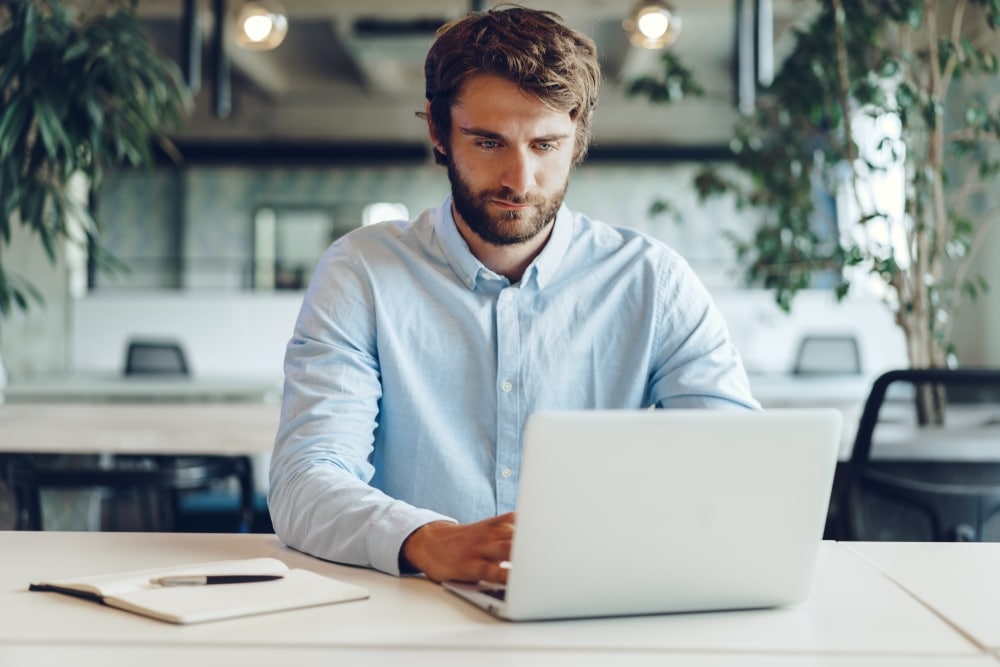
[[452, 75, 574, 121]]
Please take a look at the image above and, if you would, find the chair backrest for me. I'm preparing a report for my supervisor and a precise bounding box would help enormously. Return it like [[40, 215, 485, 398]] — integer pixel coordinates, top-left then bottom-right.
[[838, 368, 1000, 542], [792, 334, 862, 375], [124, 339, 190, 376]]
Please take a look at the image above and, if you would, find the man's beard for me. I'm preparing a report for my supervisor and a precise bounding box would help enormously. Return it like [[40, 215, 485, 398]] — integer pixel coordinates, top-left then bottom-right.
[[447, 158, 567, 246]]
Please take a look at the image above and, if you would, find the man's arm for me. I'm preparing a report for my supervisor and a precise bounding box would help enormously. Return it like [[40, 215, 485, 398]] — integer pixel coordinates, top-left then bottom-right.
[[268, 242, 455, 575]]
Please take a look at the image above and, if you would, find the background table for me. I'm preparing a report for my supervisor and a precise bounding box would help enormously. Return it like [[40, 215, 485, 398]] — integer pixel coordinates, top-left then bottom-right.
[[0, 402, 280, 457], [0, 402, 280, 530], [2, 373, 283, 404]]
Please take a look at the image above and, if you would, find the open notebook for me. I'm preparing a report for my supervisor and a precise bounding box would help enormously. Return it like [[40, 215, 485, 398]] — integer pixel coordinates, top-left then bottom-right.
[[29, 557, 368, 624], [444, 408, 842, 621]]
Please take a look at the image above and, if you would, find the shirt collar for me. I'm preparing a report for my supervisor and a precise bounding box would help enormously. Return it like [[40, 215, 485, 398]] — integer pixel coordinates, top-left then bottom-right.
[[528, 203, 573, 289], [432, 195, 573, 291]]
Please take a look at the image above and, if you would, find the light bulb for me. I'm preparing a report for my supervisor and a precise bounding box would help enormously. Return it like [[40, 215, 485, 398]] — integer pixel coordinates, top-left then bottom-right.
[[637, 11, 670, 40], [234, 1, 288, 50], [242, 15, 275, 43], [623, 1, 682, 49]]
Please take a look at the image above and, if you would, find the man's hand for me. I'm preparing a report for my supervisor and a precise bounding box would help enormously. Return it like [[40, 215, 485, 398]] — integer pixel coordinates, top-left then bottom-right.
[[401, 512, 515, 584]]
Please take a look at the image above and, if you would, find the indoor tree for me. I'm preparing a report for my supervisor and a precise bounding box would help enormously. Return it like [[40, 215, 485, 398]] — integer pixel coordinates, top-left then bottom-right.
[[0, 0, 190, 315], [687, 0, 1000, 422]]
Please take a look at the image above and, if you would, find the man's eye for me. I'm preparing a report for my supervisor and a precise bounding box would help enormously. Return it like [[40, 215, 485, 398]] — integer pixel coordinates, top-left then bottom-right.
[[536, 143, 554, 152], [478, 140, 499, 149]]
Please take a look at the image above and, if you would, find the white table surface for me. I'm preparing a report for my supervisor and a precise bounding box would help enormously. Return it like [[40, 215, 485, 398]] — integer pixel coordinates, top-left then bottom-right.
[[844, 542, 1000, 654], [0, 531, 985, 663], [3, 373, 283, 403], [7, 373, 996, 464], [0, 402, 280, 456], [1, 645, 996, 667], [865, 420, 1000, 462], [747, 373, 873, 407]]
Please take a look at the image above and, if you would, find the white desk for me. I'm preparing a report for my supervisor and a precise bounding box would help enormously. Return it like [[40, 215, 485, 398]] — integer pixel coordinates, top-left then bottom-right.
[[2, 645, 996, 667], [748, 373, 873, 408], [0, 403, 280, 456], [864, 421, 1000, 462], [3, 373, 283, 403], [0, 532, 990, 666], [844, 542, 1000, 655]]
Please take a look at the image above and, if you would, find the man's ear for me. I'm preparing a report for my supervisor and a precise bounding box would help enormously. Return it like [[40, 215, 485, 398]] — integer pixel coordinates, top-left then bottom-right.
[[425, 101, 447, 156]]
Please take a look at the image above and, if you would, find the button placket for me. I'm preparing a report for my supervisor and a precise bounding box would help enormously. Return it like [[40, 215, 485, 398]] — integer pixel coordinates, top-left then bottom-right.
[[494, 287, 521, 510]]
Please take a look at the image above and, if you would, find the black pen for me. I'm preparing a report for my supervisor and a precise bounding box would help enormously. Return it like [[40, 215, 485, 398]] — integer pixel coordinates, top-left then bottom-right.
[[149, 574, 284, 586]]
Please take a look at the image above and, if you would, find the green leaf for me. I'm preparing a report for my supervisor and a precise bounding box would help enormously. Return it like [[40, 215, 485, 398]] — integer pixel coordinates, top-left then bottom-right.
[[0, 0, 192, 313], [34, 101, 63, 160], [22, 2, 39, 62], [62, 39, 89, 64], [0, 98, 29, 159]]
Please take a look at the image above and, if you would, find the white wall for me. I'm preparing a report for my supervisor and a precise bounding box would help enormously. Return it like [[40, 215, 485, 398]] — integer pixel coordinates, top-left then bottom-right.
[[70, 292, 302, 380], [0, 221, 72, 380], [712, 289, 908, 377], [66, 288, 908, 383], [5, 158, 994, 381]]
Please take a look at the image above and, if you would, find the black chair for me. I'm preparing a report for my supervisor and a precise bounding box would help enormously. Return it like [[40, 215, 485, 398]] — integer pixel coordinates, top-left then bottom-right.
[[5, 454, 255, 532], [124, 338, 190, 376], [835, 368, 1000, 541]]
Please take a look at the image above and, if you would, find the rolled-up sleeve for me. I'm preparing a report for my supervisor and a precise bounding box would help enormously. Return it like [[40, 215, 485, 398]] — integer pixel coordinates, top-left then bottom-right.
[[267, 239, 453, 575], [647, 250, 760, 411]]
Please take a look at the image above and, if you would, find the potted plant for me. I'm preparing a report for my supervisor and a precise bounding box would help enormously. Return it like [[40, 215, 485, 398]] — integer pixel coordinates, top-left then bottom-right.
[[0, 0, 190, 316], [651, 0, 1000, 423]]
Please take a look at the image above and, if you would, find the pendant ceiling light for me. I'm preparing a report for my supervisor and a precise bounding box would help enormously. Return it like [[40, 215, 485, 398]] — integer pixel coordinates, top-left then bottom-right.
[[234, 0, 288, 50], [623, 0, 682, 49]]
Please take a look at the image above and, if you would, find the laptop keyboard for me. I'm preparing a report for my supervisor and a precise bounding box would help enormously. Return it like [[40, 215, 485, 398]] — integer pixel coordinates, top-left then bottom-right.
[[481, 586, 507, 601]]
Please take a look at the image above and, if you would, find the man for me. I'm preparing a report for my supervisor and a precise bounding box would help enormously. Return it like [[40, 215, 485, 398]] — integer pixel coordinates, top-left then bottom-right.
[[269, 6, 758, 586]]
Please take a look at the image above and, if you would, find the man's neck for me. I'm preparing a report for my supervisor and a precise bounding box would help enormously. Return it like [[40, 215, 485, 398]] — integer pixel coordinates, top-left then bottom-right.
[[453, 211, 554, 284]]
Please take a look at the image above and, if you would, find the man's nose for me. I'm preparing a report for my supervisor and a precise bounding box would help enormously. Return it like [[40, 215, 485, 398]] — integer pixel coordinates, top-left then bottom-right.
[[500, 149, 534, 195]]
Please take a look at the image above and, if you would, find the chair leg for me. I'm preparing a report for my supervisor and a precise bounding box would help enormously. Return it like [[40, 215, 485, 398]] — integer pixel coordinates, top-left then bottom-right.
[[15, 483, 43, 530], [8, 456, 43, 531], [235, 456, 255, 533]]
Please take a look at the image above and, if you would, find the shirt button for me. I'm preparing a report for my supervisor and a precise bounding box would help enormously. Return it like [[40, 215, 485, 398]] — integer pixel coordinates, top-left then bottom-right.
[[501, 467, 513, 479], [501, 380, 514, 393]]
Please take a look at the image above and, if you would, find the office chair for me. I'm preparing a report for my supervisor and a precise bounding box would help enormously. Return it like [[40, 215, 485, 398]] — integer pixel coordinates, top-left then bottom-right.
[[792, 334, 862, 375], [835, 368, 1000, 542], [7, 454, 254, 532], [124, 338, 190, 376]]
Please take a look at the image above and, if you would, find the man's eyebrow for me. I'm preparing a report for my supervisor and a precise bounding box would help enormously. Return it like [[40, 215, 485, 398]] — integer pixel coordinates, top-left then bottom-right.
[[458, 126, 571, 143]]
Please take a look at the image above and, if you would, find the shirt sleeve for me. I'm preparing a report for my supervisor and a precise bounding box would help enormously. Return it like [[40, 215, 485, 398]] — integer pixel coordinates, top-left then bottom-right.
[[267, 240, 454, 575], [647, 251, 761, 411]]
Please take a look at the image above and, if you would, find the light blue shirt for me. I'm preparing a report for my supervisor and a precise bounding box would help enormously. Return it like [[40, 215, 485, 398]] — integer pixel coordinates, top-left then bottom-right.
[[269, 197, 759, 575]]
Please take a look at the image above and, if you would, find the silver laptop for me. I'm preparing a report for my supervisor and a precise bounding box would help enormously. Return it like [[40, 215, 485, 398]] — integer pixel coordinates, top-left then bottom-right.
[[444, 408, 842, 621]]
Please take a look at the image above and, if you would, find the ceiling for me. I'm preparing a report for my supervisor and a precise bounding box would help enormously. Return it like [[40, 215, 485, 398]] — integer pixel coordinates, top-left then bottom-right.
[[135, 0, 815, 157]]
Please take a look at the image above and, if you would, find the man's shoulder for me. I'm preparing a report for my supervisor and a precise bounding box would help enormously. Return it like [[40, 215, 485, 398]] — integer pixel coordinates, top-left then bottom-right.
[[568, 210, 679, 259], [328, 209, 436, 255]]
